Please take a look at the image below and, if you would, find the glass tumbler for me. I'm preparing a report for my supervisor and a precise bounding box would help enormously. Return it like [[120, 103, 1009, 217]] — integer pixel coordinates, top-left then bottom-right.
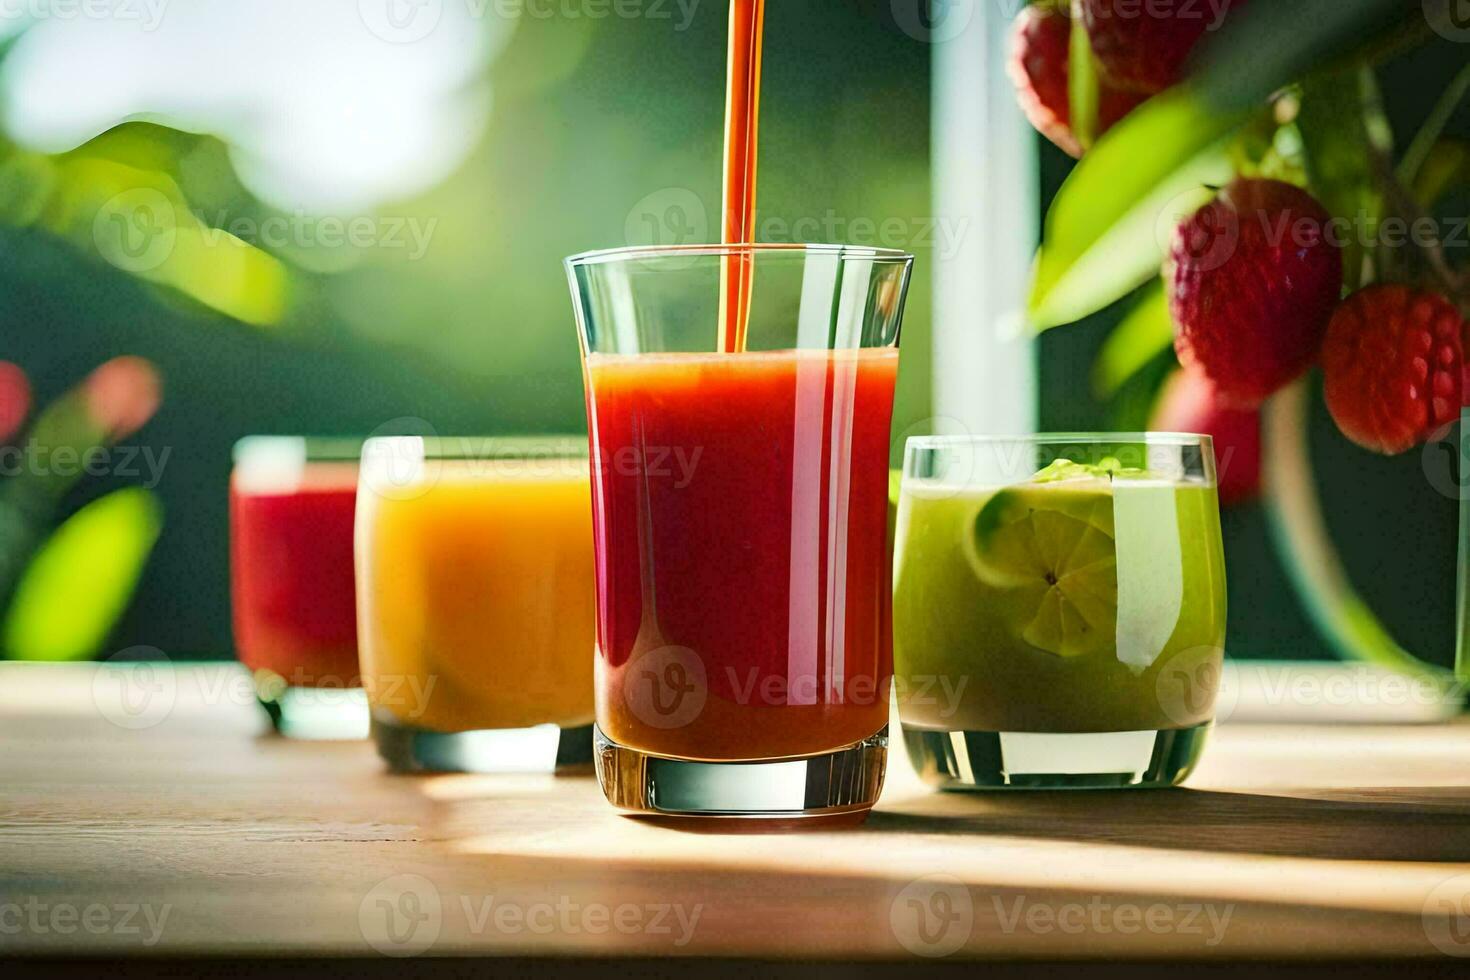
[[355, 436, 596, 773], [893, 434, 1228, 789], [566, 243, 912, 819], [230, 436, 367, 739]]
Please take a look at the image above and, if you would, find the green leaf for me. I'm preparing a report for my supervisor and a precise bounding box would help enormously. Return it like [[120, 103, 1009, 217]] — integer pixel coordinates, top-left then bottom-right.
[[1108, 356, 1176, 433], [1027, 90, 1239, 329], [1027, 0, 1422, 329], [1298, 68, 1389, 291], [1093, 280, 1174, 397], [48, 157, 289, 327], [3, 488, 163, 661], [1189, 0, 1414, 114], [0, 123, 293, 327]]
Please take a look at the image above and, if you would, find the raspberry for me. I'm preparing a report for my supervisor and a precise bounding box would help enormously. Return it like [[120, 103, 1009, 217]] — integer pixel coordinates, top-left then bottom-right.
[[0, 361, 30, 444], [1008, 4, 1145, 159], [1167, 179, 1343, 408], [1321, 285, 1467, 455], [1081, 0, 1248, 94], [1150, 369, 1260, 505]]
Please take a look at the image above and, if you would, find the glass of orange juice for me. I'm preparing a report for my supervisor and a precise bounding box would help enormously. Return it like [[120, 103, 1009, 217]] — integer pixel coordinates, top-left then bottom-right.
[[355, 436, 596, 773]]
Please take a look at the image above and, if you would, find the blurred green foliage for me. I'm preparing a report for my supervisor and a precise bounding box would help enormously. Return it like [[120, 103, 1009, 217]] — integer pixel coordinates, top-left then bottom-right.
[[0, 354, 163, 660], [0, 5, 932, 658], [0, 125, 288, 324], [3, 486, 161, 660]]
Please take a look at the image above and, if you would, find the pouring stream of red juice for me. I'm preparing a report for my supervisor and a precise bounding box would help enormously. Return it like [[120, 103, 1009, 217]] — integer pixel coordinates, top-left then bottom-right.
[[719, 0, 764, 353]]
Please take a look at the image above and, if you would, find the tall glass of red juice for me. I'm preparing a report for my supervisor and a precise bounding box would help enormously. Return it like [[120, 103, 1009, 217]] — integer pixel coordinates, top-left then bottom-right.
[[566, 244, 912, 819], [230, 436, 366, 739]]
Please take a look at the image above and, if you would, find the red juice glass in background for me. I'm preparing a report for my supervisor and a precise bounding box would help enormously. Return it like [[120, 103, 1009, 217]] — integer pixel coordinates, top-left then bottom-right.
[[230, 437, 366, 738], [566, 244, 912, 820]]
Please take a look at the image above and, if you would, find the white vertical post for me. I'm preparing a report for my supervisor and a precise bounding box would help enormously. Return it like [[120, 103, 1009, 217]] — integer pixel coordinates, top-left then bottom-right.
[[931, 1, 1038, 436]]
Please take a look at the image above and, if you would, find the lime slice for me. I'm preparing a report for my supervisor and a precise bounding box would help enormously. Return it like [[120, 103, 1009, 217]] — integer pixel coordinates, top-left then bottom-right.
[[967, 483, 1119, 658]]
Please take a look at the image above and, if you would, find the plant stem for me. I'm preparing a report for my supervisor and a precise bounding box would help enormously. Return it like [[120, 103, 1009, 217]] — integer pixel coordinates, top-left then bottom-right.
[[1398, 60, 1470, 189], [1263, 380, 1458, 688], [1370, 142, 1467, 300], [1067, 0, 1100, 152]]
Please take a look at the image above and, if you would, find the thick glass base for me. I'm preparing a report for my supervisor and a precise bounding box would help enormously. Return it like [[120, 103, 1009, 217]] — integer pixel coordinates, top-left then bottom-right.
[[593, 725, 887, 818], [372, 713, 594, 774], [255, 685, 369, 740], [902, 723, 1211, 790]]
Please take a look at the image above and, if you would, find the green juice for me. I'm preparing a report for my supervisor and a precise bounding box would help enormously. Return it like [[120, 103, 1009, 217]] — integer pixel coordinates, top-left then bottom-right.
[[893, 465, 1227, 735]]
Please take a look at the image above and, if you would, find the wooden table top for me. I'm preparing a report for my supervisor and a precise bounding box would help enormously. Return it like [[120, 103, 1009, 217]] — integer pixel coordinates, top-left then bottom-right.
[[4, 662, 1470, 969]]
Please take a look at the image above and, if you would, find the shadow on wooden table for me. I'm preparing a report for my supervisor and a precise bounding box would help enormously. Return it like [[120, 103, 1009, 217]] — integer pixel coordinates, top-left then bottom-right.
[[412, 764, 1470, 861], [868, 787, 1470, 862]]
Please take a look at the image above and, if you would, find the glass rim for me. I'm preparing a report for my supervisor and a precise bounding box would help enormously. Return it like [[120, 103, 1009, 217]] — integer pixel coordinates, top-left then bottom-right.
[[564, 242, 916, 268], [361, 435, 588, 460], [231, 435, 362, 463], [906, 432, 1215, 451]]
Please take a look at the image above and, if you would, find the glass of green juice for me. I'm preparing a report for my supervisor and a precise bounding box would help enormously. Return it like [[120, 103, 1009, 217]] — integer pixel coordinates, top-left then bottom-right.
[[893, 434, 1227, 789]]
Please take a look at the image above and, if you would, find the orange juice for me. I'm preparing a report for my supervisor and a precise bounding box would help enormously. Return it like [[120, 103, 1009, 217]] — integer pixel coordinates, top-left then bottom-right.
[[356, 451, 595, 736]]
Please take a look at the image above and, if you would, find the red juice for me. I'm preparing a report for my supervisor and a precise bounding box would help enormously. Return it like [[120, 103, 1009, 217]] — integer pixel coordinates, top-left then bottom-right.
[[230, 461, 360, 686], [585, 347, 898, 761]]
